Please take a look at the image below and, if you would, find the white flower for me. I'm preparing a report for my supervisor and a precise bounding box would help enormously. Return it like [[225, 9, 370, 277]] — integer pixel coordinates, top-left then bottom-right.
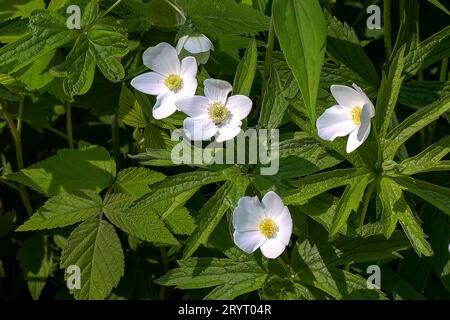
[[176, 33, 213, 65], [131, 42, 198, 120], [233, 191, 292, 259], [316, 84, 375, 153], [176, 79, 252, 142]]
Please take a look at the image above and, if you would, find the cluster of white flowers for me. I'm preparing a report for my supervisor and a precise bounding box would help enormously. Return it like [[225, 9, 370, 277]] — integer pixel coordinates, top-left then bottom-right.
[[131, 33, 376, 260]]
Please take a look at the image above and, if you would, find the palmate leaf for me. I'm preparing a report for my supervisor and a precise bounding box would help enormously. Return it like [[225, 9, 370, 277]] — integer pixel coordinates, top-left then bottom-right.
[[183, 176, 249, 259], [155, 257, 268, 300], [16, 190, 102, 231], [178, 0, 270, 37], [6, 144, 116, 196], [379, 177, 433, 257], [104, 193, 178, 245], [232, 38, 257, 96], [61, 217, 124, 300], [273, 0, 326, 126]]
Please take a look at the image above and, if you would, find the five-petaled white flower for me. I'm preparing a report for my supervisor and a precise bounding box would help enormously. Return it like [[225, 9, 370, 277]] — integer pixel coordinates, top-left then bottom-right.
[[176, 33, 214, 65], [131, 42, 198, 120], [176, 79, 252, 142], [316, 84, 375, 153], [233, 191, 292, 259]]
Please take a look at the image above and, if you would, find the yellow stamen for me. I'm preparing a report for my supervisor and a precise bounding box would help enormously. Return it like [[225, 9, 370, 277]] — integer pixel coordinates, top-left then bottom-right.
[[351, 106, 362, 125], [208, 102, 228, 124], [258, 218, 278, 239], [164, 74, 183, 92]]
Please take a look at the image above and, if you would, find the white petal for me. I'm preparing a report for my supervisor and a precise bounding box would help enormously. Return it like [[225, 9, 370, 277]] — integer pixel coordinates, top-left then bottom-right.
[[180, 56, 198, 79], [346, 104, 373, 153], [177, 77, 198, 99], [184, 34, 213, 54], [331, 85, 366, 108], [176, 96, 209, 117], [352, 84, 375, 117], [226, 95, 252, 121], [152, 93, 177, 119], [275, 207, 293, 246], [204, 79, 232, 103], [316, 105, 358, 141], [260, 238, 286, 259], [183, 115, 217, 141], [130, 72, 166, 96], [261, 191, 285, 219], [176, 36, 188, 54], [142, 42, 180, 76], [234, 231, 266, 254], [233, 196, 265, 232], [216, 125, 241, 142]]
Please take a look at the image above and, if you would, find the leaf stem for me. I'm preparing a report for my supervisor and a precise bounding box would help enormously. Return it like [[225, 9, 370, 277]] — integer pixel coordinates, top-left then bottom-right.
[[100, 0, 122, 19], [439, 58, 448, 81], [358, 181, 376, 228], [262, 15, 275, 96], [276, 256, 291, 276], [0, 98, 33, 216], [383, 0, 392, 59], [163, 0, 186, 22], [66, 101, 74, 149]]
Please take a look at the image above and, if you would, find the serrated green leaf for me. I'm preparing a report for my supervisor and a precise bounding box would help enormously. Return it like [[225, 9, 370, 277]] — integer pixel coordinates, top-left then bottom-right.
[[273, 0, 326, 126], [166, 207, 196, 236], [118, 84, 147, 128], [60, 217, 124, 300], [155, 257, 268, 300], [391, 176, 450, 216], [0, 0, 45, 23], [427, 0, 450, 15], [178, 0, 270, 37], [114, 167, 165, 198], [384, 99, 450, 160], [104, 193, 178, 245], [399, 81, 450, 110], [7, 145, 115, 196], [330, 173, 374, 236], [284, 168, 367, 205], [17, 190, 102, 231], [232, 38, 257, 96], [397, 136, 450, 175], [183, 177, 249, 259]]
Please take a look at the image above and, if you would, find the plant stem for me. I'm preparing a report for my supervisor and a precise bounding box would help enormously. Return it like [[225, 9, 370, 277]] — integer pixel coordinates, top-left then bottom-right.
[[440, 58, 448, 81], [100, 0, 122, 18], [359, 181, 376, 228], [383, 0, 392, 59], [0, 99, 33, 216], [163, 0, 186, 22], [66, 101, 74, 149], [111, 114, 122, 169], [262, 15, 275, 95], [276, 256, 291, 276]]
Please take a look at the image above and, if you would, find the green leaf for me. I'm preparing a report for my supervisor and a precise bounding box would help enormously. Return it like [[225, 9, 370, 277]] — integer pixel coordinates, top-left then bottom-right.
[[397, 136, 450, 175], [155, 257, 268, 300], [183, 177, 249, 259], [376, 45, 406, 138], [17, 235, 55, 300], [427, 0, 450, 16], [114, 167, 165, 198], [273, 0, 326, 126], [232, 38, 257, 96], [325, 12, 379, 88], [7, 145, 116, 196], [380, 266, 425, 300], [104, 193, 178, 245], [258, 57, 299, 130], [430, 212, 450, 291], [380, 178, 433, 257], [330, 173, 374, 236], [17, 190, 102, 231], [51, 17, 128, 97], [178, 0, 270, 37], [404, 26, 450, 78], [390, 176, 450, 216], [0, 0, 45, 23], [384, 99, 450, 160], [399, 81, 450, 110], [60, 217, 124, 300], [166, 207, 196, 236], [118, 84, 148, 128], [284, 168, 367, 205]]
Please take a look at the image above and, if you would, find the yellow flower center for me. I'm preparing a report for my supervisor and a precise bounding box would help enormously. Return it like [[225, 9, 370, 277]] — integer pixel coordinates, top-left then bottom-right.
[[208, 102, 228, 124], [164, 74, 183, 92], [351, 106, 362, 125], [258, 218, 278, 239]]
